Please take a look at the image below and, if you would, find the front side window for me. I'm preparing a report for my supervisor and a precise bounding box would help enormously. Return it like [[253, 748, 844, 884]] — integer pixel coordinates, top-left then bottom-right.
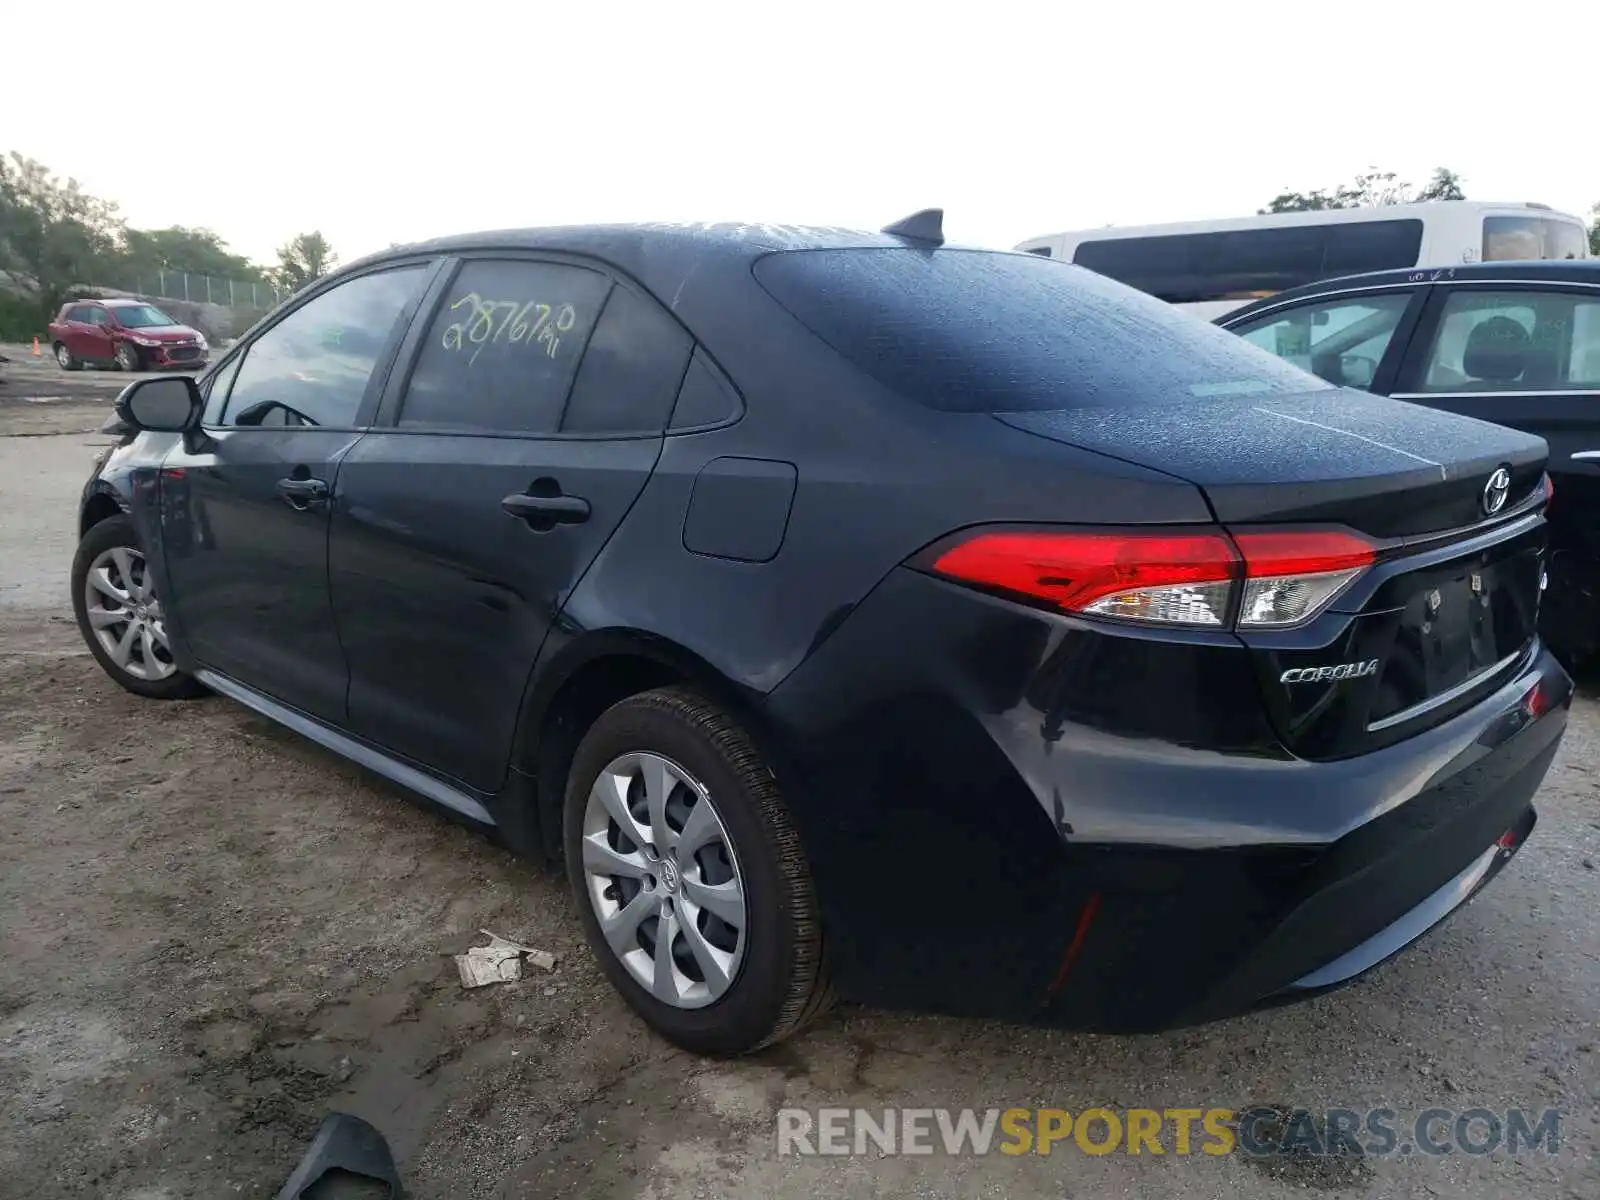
[[86, 306, 110, 325], [753, 247, 1324, 412], [398, 259, 611, 434], [1233, 293, 1413, 390], [110, 303, 178, 328], [221, 266, 427, 428], [1417, 290, 1600, 392], [1482, 217, 1589, 263]]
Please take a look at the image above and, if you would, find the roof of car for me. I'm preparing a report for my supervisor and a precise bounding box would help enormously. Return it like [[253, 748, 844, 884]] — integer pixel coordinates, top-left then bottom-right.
[[382, 221, 923, 261], [1221, 258, 1600, 323], [335, 220, 990, 335]]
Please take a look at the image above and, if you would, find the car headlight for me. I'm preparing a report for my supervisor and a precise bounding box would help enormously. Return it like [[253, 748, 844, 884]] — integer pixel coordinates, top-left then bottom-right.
[[131, 335, 160, 346], [195, 333, 209, 350]]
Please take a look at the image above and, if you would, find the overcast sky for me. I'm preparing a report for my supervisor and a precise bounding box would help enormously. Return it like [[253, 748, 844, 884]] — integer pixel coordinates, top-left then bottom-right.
[[1, 1, 1592, 267]]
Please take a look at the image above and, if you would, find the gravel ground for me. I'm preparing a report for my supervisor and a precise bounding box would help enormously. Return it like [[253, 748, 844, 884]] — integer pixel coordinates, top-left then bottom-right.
[[0, 393, 1596, 1199]]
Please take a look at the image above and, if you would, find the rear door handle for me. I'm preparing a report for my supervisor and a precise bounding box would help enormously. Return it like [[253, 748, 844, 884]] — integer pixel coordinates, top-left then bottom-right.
[[501, 492, 590, 527], [277, 476, 330, 510]]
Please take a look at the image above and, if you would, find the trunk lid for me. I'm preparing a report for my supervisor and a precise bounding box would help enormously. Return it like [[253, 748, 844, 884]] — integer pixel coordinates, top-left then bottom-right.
[[995, 388, 1547, 537], [998, 389, 1551, 758]]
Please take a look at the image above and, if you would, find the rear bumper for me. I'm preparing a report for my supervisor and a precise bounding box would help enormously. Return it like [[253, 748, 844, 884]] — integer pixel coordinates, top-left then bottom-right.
[[763, 566, 1572, 1030]]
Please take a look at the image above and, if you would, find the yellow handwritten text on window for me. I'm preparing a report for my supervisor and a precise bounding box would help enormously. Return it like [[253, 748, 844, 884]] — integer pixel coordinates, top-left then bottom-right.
[[441, 294, 579, 364]]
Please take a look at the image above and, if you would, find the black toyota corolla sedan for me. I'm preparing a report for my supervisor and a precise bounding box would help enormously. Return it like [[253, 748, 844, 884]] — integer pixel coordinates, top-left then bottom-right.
[[74, 213, 1570, 1055]]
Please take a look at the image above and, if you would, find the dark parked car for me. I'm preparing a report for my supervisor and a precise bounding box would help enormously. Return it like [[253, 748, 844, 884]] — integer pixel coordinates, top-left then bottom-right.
[[49, 299, 209, 372], [1219, 260, 1600, 664], [74, 216, 1570, 1055]]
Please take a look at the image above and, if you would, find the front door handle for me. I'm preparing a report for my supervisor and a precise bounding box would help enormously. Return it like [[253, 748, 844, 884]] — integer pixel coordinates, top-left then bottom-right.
[[501, 491, 591, 529], [277, 476, 330, 511]]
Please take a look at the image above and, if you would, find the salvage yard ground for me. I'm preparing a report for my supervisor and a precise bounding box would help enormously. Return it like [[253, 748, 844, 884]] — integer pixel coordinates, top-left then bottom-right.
[[0, 361, 1596, 1198]]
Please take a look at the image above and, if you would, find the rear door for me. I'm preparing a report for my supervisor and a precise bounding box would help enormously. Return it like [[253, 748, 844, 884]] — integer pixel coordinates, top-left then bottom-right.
[[58, 306, 91, 358], [158, 261, 437, 722], [329, 254, 693, 791], [81, 305, 115, 361]]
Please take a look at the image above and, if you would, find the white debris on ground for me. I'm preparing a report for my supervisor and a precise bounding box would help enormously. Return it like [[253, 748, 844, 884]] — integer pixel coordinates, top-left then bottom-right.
[[453, 929, 559, 988]]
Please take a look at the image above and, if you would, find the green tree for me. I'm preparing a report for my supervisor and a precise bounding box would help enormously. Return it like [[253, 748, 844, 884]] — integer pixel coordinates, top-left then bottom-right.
[[120, 225, 264, 283], [271, 231, 338, 294], [0, 152, 123, 317], [1261, 167, 1466, 214], [1590, 202, 1600, 257], [1413, 167, 1466, 202]]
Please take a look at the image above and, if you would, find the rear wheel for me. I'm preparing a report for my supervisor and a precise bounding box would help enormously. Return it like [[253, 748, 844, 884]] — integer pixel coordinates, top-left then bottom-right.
[[564, 686, 830, 1055], [114, 341, 140, 372], [54, 342, 80, 371], [71, 516, 205, 700]]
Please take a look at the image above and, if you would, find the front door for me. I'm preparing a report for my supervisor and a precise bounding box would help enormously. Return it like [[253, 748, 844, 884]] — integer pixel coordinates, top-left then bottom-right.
[[330, 256, 694, 791], [158, 262, 435, 722]]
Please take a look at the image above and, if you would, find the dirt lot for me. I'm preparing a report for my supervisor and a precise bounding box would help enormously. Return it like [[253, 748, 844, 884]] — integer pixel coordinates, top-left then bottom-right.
[[0, 381, 1597, 1199]]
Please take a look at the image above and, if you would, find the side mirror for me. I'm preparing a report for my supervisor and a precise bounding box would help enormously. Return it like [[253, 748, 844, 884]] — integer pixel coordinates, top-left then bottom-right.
[[1339, 354, 1377, 390], [115, 375, 202, 433]]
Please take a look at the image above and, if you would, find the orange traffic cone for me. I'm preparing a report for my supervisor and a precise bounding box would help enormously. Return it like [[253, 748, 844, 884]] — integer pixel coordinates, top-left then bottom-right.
[[32, 336, 40, 356]]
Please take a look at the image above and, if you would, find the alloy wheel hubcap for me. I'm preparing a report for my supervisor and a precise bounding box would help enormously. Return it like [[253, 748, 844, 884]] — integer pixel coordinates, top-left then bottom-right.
[[581, 751, 747, 1009], [83, 545, 176, 681], [56, 346, 69, 366]]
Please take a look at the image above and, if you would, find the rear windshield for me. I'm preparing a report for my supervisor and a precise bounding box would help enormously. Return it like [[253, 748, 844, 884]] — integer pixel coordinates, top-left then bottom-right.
[[1482, 216, 1589, 263], [752, 248, 1325, 412]]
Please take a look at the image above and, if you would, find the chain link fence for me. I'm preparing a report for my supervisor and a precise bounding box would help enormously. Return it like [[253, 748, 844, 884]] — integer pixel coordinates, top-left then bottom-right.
[[95, 270, 286, 311]]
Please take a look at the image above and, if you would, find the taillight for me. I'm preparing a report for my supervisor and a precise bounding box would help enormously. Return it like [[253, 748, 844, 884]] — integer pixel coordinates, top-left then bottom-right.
[[926, 526, 1375, 630], [1231, 530, 1376, 629]]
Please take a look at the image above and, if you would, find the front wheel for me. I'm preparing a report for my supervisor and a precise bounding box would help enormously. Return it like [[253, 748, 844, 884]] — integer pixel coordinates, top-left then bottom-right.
[[71, 515, 206, 700], [54, 342, 80, 371], [114, 341, 141, 372], [564, 686, 830, 1055]]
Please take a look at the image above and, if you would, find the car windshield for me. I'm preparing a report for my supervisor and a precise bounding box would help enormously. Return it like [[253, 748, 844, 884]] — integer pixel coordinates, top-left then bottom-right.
[[111, 304, 178, 328], [752, 247, 1326, 412]]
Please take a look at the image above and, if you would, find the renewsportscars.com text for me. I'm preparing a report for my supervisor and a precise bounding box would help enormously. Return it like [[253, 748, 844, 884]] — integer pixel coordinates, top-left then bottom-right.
[[776, 1106, 1562, 1158]]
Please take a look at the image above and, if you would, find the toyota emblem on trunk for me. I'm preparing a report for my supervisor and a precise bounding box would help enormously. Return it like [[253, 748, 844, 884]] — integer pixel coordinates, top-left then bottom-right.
[[1482, 467, 1511, 516]]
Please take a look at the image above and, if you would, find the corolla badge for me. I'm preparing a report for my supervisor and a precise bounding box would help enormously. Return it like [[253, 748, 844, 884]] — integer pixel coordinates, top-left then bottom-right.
[[1280, 660, 1380, 684], [1482, 467, 1511, 516]]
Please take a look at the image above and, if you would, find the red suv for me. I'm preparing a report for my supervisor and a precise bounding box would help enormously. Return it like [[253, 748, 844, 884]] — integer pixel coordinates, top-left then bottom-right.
[[48, 299, 209, 372]]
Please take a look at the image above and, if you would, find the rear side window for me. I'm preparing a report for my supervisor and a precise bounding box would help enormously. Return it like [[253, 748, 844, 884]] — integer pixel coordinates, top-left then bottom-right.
[[64, 305, 90, 322], [1072, 220, 1423, 304], [1482, 216, 1589, 262], [399, 259, 611, 434], [560, 285, 692, 435], [753, 248, 1323, 412]]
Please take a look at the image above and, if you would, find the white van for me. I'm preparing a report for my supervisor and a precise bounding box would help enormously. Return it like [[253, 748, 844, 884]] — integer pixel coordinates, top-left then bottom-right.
[[1016, 201, 1592, 320]]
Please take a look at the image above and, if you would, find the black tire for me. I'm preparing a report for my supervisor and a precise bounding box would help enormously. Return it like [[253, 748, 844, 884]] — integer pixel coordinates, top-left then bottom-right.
[[54, 342, 80, 371], [564, 686, 831, 1056], [71, 515, 206, 700], [114, 341, 140, 372]]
